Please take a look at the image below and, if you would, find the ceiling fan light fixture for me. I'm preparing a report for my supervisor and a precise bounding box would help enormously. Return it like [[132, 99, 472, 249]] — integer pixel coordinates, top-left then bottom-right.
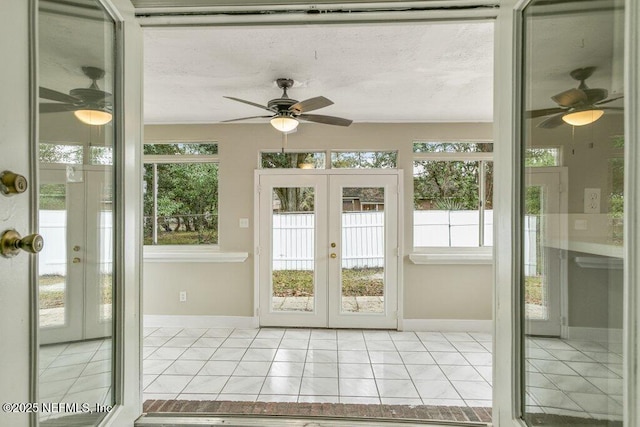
[[562, 109, 604, 126], [74, 108, 112, 126], [270, 115, 299, 133]]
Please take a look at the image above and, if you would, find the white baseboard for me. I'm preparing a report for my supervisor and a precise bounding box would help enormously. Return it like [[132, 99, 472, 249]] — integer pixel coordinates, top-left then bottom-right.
[[402, 319, 492, 333], [144, 315, 258, 329], [567, 326, 623, 343]]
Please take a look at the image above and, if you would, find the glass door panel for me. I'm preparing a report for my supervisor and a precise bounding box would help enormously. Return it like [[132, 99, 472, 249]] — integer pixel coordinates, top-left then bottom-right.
[[38, 182, 68, 328], [340, 187, 385, 314], [521, 1, 625, 425], [271, 186, 316, 313]]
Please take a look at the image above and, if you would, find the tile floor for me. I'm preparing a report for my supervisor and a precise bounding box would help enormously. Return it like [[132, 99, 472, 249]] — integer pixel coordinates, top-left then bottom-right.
[[38, 338, 113, 423], [36, 328, 624, 424], [142, 327, 494, 407], [524, 336, 623, 421]]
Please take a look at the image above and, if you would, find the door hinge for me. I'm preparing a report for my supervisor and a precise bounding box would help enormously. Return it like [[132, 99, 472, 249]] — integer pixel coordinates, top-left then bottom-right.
[[395, 247, 400, 257], [257, 185, 261, 193], [256, 307, 260, 316], [256, 246, 261, 256], [561, 316, 567, 326], [559, 184, 564, 193]]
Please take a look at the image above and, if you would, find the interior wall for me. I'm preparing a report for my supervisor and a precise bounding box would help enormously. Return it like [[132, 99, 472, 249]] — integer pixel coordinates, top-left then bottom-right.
[[142, 122, 494, 322]]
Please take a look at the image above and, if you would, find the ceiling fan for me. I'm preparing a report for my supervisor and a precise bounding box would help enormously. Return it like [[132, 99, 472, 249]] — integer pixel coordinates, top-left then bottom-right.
[[527, 66, 623, 128], [40, 66, 112, 125], [222, 78, 353, 132]]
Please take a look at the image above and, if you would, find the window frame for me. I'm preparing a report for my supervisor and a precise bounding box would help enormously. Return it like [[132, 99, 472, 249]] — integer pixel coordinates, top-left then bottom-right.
[[411, 141, 494, 263], [142, 142, 221, 252]]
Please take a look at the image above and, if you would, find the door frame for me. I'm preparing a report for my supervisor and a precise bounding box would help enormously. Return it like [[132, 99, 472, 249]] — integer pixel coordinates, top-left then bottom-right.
[[254, 168, 403, 330]]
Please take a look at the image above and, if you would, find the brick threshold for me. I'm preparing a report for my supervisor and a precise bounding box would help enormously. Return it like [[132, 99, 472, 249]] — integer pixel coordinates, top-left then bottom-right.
[[143, 400, 492, 424]]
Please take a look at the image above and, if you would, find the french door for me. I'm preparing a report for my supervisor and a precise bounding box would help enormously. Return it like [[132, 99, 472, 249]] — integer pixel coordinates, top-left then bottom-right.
[[39, 166, 113, 344], [257, 171, 399, 329]]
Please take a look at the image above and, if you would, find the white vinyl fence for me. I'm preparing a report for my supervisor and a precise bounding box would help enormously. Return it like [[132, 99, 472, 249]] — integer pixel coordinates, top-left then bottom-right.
[[39, 209, 537, 274]]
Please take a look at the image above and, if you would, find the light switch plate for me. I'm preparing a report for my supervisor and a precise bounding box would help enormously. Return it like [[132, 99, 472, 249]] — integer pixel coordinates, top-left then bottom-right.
[[239, 218, 249, 228], [584, 188, 600, 213]]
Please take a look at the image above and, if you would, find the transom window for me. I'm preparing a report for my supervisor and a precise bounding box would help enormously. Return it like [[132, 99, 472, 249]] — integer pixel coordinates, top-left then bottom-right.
[[413, 141, 493, 248], [143, 142, 218, 245]]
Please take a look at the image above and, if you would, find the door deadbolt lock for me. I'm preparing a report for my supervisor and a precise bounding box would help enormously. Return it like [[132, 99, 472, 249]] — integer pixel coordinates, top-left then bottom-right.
[[73, 245, 81, 252], [0, 171, 28, 196], [1, 230, 44, 258], [330, 242, 336, 248]]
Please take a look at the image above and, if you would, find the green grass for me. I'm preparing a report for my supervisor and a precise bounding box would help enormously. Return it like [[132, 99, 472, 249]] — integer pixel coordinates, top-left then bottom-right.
[[39, 275, 112, 309], [144, 230, 218, 245], [525, 276, 543, 305], [272, 268, 384, 297]]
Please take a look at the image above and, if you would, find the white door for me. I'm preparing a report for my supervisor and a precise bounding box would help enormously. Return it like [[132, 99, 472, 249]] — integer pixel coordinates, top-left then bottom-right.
[[0, 3, 34, 426], [39, 166, 113, 344], [258, 171, 399, 329], [523, 167, 567, 336]]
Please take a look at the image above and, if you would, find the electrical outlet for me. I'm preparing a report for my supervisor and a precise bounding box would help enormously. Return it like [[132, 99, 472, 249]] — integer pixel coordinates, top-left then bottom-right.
[[179, 291, 187, 302], [584, 188, 601, 213], [239, 218, 249, 228]]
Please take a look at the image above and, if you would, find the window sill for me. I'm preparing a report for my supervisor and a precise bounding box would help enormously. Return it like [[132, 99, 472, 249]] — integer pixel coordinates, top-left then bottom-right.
[[409, 249, 493, 265], [143, 245, 248, 263]]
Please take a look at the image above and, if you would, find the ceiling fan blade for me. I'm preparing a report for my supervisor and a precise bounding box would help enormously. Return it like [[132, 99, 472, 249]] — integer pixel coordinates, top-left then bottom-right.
[[221, 115, 273, 123], [596, 94, 624, 105], [289, 96, 333, 114], [600, 107, 624, 111], [223, 96, 272, 112], [526, 107, 566, 118], [551, 88, 587, 107], [40, 103, 78, 113], [537, 113, 566, 129], [583, 88, 608, 104], [298, 114, 352, 127], [40, 87, 80, 104]]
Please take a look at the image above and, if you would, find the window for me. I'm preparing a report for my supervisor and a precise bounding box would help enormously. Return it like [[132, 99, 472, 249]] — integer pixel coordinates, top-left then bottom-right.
[[413, 141, 493, 248], [331, 151, 397, 168], [525, 147, 561, 167], [143, 143, 218, 245], [260, 152, 326, 169]]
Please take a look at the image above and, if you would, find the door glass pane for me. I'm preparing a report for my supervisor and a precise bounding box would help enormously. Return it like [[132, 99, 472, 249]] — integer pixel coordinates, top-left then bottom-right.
[[99, 176, 113, 323], [38, 0, 116, 423], [521, 1, 625, 425], [271, 187, 315, 312], [39, 183, 67, 328], [341, 187, 384, 314], [524, 185, 546, 320]]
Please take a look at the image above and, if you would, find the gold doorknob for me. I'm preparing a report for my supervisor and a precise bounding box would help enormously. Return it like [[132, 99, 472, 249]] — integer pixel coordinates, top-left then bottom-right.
[[73, 245, 81, 252], [1, 230, 44, 258], [330, 253, 337, 259], [330, 242, 336, 248], [72, 257, 81, 264], [0, 170, 28, 196]]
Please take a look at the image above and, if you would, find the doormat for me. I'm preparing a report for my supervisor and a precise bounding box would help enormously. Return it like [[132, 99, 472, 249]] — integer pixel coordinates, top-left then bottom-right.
[[143, 400, 492, 423]]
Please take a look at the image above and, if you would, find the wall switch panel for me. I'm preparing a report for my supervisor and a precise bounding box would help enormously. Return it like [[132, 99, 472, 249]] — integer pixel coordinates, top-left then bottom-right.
[[584, 188, 601, 213], [179, 291, 187, 302], [239, 218, 249, 228]]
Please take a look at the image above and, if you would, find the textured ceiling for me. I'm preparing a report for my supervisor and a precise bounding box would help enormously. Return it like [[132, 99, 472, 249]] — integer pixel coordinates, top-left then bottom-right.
[[38, 1, 624, 126], [143, 22, 495, 124]]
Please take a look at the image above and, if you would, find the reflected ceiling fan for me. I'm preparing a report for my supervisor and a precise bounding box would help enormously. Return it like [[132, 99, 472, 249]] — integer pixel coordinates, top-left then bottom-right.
[[40, 66, 112, 126], [223, 78, 352, 132], [527, 66, 623, 128]]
